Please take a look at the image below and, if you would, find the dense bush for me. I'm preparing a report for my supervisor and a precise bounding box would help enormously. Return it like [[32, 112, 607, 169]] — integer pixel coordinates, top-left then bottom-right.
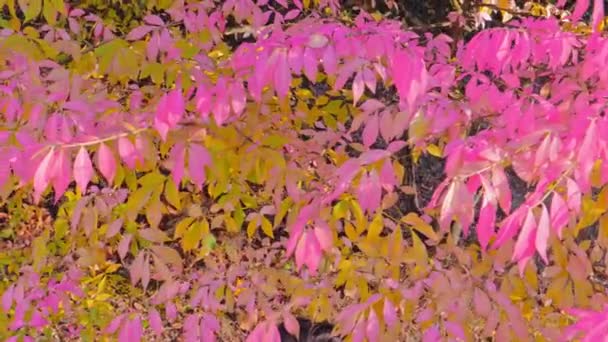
[[2, 0, 608, 341]]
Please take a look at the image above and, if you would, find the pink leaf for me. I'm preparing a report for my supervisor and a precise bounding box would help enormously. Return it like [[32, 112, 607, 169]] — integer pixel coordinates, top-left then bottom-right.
[[550, 192, 568, 239], [492, 167, 511, 213], [422, 325, 441, 342], [33, 149, 55, 203], [362, 68, 377, 94], [362, 115, 379, 147], [512, 207, 537, 268], [303, 47, 318, 81], [169, 143, 185, 186], [247, 321, 281, 342], [200, 313, 220, 342], [165, 302, 177, 321], [274, 50, 292, 98], [106, 218, 123, 238], [295, 230, 323, 275], [313, 222, 333, 252], [148, 308, 163, 335], [97, 143, 116, 185], [231, 82, 247, 116], [118, 137, 140, 169], [29, 309, 47, 328], [118, 234, 132, 260], [73, 147, 93, 195], [571, 0, 590, 23], [352, 319, 366, 342], [359, 149, 390, 164], [51, 148, 71, 202], [188, 144, 212, 191], [118, 316, 143, 342], [592, 0, 604, 31], [445, 321, 465, 340], [285, 204, 315, 257], [322, 45, 337, 75], [283, 312, 300, 337], [366, 309, 380, 341], [126, 25, 155, 40], [477, 200, 496, 251], [352, 71, 364, 105], [535, 204, 551, 263], [141, 254, 150, 290], [567, 178, 581, 215], [130, 251, 145, 286], [284, 9, 300, 20], [154, 90, 184, 141], [357, 171, 381, 215], [379, 160, 397, 192], [1, 285, 13, 311], [143, 15, 164, 26], [383, 299, 397, 328], [105, 314, 126, 334], [473, 288, 491, 316]]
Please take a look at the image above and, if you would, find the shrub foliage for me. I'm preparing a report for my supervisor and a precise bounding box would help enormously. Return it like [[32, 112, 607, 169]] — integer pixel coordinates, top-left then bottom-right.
[[2, 0, 608, 341]]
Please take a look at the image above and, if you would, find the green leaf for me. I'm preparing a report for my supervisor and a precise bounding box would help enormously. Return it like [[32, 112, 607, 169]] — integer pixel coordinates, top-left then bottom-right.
[[202, 233, 216, 250]]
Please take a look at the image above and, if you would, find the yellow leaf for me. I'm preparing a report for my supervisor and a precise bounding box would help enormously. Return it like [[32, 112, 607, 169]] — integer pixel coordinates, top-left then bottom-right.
[[145, 195, 163, 229], [387, 227, 403, 261], [344, 221, 360, 242], [401, 213, 439, 241], [105, 263, 121, 274], [410, 231, 428, 262], [261, 216, 274, 238], [348, 199, 366, 233], [356, 237, 374, 255], [426, 144, 442, 157], [225, 216, 240, 233], [32, 229, 49, 272], [247, 216, 259, 239], [174, 217, 195, 239], [97, 275, 107, 294], [183, 221, 202, 252], [368, 213, 383, 240], [408, 112, 429, 142], [42, 0, 57, 25], [332, 200, 349, 220], [164, 178, 181, 210], [23, 0, 41, 22]]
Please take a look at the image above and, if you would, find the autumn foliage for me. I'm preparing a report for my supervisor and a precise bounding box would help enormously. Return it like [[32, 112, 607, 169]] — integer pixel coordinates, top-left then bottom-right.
[[3, 0, 608, 341]]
